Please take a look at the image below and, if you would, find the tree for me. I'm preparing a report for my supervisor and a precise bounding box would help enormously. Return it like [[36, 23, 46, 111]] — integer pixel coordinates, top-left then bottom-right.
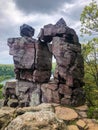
[[80, 0, 98, 35], [80, 0, 98, 106], [82, 38, 98, 87], [81, 38, 98, 106]]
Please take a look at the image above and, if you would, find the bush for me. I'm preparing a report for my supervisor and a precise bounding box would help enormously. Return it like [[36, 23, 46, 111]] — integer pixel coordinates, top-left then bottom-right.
[[87, 106, 98, 119], [0, 84, 3, 89], [0, 89, 3, 99]]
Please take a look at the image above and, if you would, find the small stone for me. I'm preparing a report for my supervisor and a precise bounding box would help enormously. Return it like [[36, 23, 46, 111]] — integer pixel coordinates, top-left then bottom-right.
[[61, 98, 71, 105], [83, 119, 98, 130], [67, 125, 79, 130], [75, 105, 88, 111], [76, 119, 86, 128], [58, 84, 72, 95], [77, 111, 87, 118], [55, 106, 78, 121], [20, 24, 35, 37]]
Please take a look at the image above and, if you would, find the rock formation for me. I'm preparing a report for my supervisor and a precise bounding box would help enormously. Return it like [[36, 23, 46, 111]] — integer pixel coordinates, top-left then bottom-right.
[[5, 18, 85, 107]]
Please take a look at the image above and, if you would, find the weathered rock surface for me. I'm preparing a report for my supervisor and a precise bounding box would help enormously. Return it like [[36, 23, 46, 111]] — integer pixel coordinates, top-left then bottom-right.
[[3, 103, 67, 130], [38, 18, 79, 44], [3, 81, 18, 107], [0, 103, 98, 130], [76, 119, 87, 129], [8, 37, 36, 69], [16, 81, 42, 107], [0, 107, 15, 130], [67, 125, 79, 130], [6, 111, 67, 130], [55, 106, 78, 121]]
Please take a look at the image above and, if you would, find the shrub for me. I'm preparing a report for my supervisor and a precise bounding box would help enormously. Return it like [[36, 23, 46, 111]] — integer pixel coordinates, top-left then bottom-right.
[[87, 106, 98, 119]]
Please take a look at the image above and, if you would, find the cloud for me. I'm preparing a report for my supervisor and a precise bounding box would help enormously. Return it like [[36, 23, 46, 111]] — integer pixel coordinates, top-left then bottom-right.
[[14, 0, 73, 14], [0, 50, 13, 64], [0, 0, 93, 64]]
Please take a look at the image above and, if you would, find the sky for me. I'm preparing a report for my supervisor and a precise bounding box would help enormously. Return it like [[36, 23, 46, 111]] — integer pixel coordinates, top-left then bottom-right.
[[0, 0, 93, 64]]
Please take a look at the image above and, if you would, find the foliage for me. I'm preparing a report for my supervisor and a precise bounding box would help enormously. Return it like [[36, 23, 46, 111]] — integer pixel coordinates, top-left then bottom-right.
[[80, 0, 98, 35], [0, 88, 3, 99], [0, 64, 15, 82], [52, 62, 56, 74], [80, 0, 98, 108], [0, 84, 3, 89], [0, 84, 3, 99], [87, 106, 98, 119], [82, 38, 98, 106], [82, 38, 98, 88]]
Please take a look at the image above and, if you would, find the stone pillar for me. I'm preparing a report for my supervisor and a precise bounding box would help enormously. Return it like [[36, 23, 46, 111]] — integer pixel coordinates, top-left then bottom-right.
[[40, 18, 85, 106], [7, 24, 52, 107], [52, 37, 85, 106]]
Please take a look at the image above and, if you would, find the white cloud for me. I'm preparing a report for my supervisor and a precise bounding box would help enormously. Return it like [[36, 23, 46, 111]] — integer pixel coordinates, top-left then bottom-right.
[[0, 0, 93, 64]]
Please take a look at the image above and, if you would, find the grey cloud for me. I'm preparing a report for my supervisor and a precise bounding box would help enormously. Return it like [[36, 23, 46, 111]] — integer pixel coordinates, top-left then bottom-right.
[[61, 4, 84, 22], [14, 0, 73, 14], [68, 6, 84, 21]]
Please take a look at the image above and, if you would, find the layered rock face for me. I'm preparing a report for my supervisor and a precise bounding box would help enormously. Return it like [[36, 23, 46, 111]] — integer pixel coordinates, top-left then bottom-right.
[[6, 18, 85, 107]]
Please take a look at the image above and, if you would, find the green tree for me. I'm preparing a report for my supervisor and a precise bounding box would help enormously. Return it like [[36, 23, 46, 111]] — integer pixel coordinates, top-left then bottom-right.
[[80, 0, 98, 35], [82, 38, 98, 88], [81, 39, 98, 106], [80, 0, 98, 106]]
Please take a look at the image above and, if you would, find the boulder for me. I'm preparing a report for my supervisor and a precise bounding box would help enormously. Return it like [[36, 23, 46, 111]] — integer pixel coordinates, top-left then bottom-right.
[[55, 106, 78, 121], [15, 103, 55, 116], [6, 111, 67, 130], [30, 84, 41, 106], [76, 119, 87, 129], [58, 84, 72, 95], [67, 125, 79, 130], [33, 70, 51, 83], [84, 119, 98, 130], [41, 84, 60, 104], [20, 24, 35, 37], [8, 37, 36, 69], [16, 81, 41, 107], [3, 81, 18, 107], [0, 107, 15, 129]]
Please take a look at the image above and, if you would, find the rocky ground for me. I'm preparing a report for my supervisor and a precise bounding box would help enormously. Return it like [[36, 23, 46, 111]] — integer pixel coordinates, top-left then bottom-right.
[[0, 102, 98, 130]]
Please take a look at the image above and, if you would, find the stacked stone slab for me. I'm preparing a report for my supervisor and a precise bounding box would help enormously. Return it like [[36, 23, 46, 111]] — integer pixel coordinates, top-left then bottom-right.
[[6, 19, 85, 107], [39, 18, 85, 106], [7, 24, 52, 107]]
